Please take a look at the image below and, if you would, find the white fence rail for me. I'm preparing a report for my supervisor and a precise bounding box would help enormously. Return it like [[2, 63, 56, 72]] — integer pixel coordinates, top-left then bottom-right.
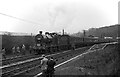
[[0, 31, 36, 36]]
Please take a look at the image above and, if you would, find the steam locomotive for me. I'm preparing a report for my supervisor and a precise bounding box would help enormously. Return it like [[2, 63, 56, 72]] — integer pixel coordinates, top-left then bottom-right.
[[33, 31, 71, 55]]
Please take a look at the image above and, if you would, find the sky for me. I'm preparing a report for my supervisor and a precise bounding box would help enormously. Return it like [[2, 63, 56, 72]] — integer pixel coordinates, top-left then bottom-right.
[[118, 1, 120, 24], [0, 0, 119, 34]]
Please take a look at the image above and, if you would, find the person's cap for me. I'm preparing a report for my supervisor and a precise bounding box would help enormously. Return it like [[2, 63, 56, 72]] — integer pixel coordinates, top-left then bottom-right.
[[39, 31, 42, 34], [41, 54, 45, 57]]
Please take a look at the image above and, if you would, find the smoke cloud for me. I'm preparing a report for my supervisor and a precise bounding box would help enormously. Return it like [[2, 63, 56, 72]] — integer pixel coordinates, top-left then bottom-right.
[[48, 4, 77, 30]]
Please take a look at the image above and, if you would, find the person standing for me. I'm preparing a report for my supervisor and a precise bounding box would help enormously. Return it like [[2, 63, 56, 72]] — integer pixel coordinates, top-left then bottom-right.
[[21, 44, 26, 55], [12, 46, 16, 56], [71, 43, 75, 50], [29, 46, 32, 54], [47, 57, 56, 77], [1, 48, 6, 59], [40, 54, 48, 77], [16, 46, 20, 57]]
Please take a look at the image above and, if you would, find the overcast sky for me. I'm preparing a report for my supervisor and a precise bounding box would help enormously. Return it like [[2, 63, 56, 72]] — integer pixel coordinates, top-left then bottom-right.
[[0, 0, 119, 34]]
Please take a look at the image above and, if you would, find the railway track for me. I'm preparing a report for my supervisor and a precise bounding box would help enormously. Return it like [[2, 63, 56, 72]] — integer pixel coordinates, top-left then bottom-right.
[[33, 42, 118, 76], [1, 46, 90, 77], [0, 54, 40, 66], [15, 47, 90, 76]]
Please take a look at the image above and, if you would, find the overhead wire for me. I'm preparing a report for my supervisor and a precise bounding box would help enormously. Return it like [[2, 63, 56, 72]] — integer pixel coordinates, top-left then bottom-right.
[[0, 12, 44, 26]]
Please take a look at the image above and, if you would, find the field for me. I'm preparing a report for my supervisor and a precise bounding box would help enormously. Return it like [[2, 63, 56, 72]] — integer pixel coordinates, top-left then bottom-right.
[[77, 43, 120, 75]]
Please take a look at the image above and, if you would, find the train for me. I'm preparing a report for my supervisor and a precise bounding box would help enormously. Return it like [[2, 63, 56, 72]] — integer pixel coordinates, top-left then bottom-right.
[[33, 31, 116, 55], [33, 31, 71, 55]]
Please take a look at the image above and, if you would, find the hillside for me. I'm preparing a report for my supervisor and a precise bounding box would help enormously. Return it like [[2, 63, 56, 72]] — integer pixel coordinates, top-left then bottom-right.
[[71, 24, 120, 38]]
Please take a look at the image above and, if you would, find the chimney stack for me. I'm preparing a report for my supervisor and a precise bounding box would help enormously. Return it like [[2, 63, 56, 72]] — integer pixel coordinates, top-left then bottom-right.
[[63, 29, 64, 35]]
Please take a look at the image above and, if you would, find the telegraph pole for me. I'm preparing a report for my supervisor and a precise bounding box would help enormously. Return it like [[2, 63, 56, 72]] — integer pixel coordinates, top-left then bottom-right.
[[83, 30, 86, 42]]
